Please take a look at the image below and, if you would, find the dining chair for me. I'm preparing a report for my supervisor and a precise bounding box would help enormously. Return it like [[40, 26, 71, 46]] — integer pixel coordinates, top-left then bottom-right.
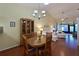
[[31, 32, 37, 37], [38, 32, 52, 56], [22, 35, 36, 56], [45, 32, 52, 56]]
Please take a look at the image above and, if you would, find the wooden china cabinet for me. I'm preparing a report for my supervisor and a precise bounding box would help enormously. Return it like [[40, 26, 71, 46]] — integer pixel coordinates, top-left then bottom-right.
[[20, 18, 34, 45]]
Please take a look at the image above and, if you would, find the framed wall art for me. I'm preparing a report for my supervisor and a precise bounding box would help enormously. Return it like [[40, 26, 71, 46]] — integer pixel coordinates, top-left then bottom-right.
[[10, 21, 16, 27]]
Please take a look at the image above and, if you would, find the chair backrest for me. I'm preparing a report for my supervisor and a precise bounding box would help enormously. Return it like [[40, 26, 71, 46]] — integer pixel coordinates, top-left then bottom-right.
[[22, 35, 29, 50], [46, 32, 52, 41], [46, 32, 52, 48], [31, 32, 37, 37], [45, 32, 52, 55]]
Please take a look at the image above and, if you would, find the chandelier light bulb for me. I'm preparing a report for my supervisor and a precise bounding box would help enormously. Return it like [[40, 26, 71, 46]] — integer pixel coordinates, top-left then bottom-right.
[[38, 15, 41, 20], [34, 10, 38, 13], [42, 10, 46, 13], [39, 15, 41, 18], [61, 18, 64, 21], [32, 13, 35, 17], [43, 14, 46, 16]]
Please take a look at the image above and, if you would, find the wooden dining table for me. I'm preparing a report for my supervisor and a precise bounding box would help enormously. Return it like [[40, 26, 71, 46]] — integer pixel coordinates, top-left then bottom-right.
[[27, 36, 46, 56]]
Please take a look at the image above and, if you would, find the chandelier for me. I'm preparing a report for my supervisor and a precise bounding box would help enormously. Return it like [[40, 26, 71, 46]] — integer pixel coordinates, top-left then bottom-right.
[[32, 4, 46, 20]]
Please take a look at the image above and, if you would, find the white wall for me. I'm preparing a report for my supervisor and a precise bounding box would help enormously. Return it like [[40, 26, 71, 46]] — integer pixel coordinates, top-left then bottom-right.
[[0, 4, 56, 50]]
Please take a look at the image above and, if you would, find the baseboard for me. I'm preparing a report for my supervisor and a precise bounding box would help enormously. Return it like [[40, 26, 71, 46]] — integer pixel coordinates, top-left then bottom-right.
[[0, 44, 19, 51]]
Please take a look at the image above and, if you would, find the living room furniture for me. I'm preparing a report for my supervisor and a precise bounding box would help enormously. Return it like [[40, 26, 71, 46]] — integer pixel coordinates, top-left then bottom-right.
[[72, 32, 77, 38], [57, 31, 65, 39], [20, 18, 34, 45]]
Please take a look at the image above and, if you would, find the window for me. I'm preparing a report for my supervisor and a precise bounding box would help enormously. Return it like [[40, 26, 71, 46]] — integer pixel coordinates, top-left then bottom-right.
[[61, 25, 68, 32], [75, 24, 77, 32], [57, 24, 68, 32], [57, 24, 62, 31], [57, 23, 77, 33], [70, 26, 74, 32]]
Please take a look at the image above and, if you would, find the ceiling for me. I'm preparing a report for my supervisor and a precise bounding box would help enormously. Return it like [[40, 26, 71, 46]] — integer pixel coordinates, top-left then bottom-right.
[[47, 3, 79, 22], [0, 3, 79, 24], [15, 3, 79, 22]]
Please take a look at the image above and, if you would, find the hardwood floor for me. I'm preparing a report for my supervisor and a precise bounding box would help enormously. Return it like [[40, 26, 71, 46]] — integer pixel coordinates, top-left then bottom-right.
[[51, 34, 78, 56], [51, 39, 78, 56], [0, 46, 25, 56], [0, 34, 79, 56], [78, 46, 79, 55]]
